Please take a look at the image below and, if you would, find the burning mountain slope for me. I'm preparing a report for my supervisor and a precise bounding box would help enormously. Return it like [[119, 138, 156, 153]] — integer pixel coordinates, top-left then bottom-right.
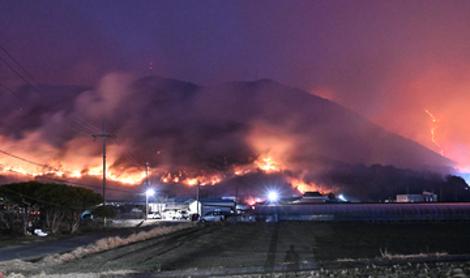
[[207, 79, 452, 171], [0, 74, 455, 200]]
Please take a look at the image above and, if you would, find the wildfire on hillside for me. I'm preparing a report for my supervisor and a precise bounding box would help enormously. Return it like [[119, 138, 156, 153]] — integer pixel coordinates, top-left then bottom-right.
[[0, 141, 329, 198], [0, 74, 460, 202]]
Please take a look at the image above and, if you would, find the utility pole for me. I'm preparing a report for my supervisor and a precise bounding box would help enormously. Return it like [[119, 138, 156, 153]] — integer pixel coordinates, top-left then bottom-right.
[[196, 183, 201, 218], [92, 123, 113, 225], [145, 162, 150, 220]]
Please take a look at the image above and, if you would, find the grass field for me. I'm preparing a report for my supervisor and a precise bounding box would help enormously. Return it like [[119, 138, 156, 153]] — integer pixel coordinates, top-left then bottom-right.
[[312, 222, 470, 260], [2, 221, 470, 277]]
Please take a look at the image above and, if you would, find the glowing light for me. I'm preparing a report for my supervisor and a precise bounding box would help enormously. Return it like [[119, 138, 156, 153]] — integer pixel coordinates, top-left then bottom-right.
[[0, 157, 147, 186], [288, 177, 320, 194], [424, 109, 445, 156], [338, 194, 347, 202], [160, 172, 183, 184], [183, 177, 199, 186], [108, 170, 147, 185], [244, 196, 258, 206], [267, 190, 280, 203], [146, 188, 155, 197], [232, 164, 254, 176], [70, 170, 82, 178], [159, 171, 223, 187], [255, 156, 281, 173], [0, 132, 335, 194]]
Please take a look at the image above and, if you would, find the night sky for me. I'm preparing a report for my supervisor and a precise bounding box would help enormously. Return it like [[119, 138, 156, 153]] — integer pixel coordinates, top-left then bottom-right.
[[2, 0, 470, 172]]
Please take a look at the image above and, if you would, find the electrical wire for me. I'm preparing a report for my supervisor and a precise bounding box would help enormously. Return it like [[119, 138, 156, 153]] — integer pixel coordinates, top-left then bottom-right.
[[0, 148, 142, 195], [0, 45, 145, 200]]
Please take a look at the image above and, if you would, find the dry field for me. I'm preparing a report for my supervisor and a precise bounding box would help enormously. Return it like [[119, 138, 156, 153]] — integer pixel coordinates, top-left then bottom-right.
[[1, 222, 470, 277]]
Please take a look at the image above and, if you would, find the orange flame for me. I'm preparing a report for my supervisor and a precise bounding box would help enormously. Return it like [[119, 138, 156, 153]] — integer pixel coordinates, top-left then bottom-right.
[[255, 155, 282, 173], [244, 196, 262, 206], [0, 129, 335, 194], [287, 177, 328, 194], [159, 171, 223, 187], [0, 160, 147, 186], [424, 109, 445, 156]]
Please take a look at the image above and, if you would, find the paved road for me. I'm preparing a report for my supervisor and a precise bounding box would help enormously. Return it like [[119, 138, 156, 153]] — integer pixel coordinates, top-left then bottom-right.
[[0, 234, 111, 262], [0, 220, 166, 262]]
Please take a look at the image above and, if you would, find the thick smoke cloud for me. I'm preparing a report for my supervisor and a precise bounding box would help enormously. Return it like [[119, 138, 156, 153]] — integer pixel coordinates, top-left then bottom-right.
[[3, 1, 470, 174], [0, 73, 461, 200]]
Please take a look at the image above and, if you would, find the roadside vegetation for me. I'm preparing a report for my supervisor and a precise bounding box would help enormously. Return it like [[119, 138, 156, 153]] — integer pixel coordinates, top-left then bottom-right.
[[0, 222, 196, 276], [0, 182, 102, 236]]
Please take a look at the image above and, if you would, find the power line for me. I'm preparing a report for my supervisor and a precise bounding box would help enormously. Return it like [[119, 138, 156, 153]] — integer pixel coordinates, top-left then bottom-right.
[[2, 166, 140, 196], [0, 179, 141, 215], [0, 83, 24, 111], [35, 176, 140, 194], [0, 148, 135, 191], [1, 176, 139, 210], [0, 46, 111, 194], [0, 45, 143, 200], [0, 55, 34, 86], [65, 121, 95, 137], [0, 148, 54, 170], [0, 153, 141, 196], [0, 44, 100, 134], [0, 83, 14, 93], [113, 136, 144, 167], [1, 186, 87, 210], [1, 82, 89, 139], [0, 45, 36, 82], [71, 116, 100, 134]]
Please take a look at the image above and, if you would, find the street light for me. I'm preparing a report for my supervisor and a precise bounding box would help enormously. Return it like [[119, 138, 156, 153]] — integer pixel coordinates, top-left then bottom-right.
[[145, 188, 155, 220], [267, 190, 280, 203], [146, 188, 155, 197]]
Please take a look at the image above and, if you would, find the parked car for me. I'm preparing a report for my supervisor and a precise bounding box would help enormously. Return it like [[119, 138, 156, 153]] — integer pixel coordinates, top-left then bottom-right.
[[33, 228, 48, 237], [147, 211, 161, 219], [238, 213, 256, 222], [162, 209, 178, 220], [200, 211, 225, 222], [176, 210, 189, 220]]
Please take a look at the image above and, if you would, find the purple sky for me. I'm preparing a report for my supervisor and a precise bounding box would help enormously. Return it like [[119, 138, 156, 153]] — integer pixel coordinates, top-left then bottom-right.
[[2, 0, 470, 169], [2, 1, 465, 88]]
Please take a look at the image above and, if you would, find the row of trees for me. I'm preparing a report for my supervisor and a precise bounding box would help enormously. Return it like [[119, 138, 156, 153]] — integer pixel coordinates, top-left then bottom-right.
[[0, 181, 102, 235]]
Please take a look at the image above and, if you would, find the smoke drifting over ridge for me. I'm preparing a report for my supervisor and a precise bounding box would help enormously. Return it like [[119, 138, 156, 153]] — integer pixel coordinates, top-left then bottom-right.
[[0, 74, 457, 200], [4, 1, 470, 179]]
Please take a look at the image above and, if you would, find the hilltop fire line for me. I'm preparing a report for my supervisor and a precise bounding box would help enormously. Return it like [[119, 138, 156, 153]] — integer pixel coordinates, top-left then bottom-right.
[[0, 150, 325, 197]]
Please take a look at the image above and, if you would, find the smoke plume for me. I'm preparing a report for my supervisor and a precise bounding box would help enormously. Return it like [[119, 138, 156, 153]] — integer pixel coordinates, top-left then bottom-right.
[[0, 74, 461, 200]]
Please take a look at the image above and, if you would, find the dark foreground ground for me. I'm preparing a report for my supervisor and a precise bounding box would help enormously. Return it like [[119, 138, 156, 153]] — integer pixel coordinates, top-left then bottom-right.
[[0, 221, 177, 262], [3, 221, 470, 277]]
